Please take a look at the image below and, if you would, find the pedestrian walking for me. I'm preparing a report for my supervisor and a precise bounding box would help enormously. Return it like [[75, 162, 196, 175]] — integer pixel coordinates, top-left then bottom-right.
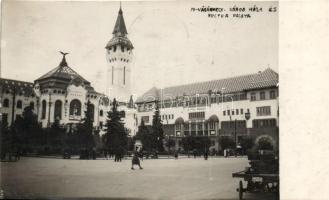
[[131, 151, 143, 170], [204, 150, 208, 160], [193, 149, 197, 158], [174, 150, 178, 159], [104, 150, 108, 160]]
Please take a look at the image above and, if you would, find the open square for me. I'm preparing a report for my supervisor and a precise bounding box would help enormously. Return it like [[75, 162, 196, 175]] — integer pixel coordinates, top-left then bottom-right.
[[1, 157, 277, 199]]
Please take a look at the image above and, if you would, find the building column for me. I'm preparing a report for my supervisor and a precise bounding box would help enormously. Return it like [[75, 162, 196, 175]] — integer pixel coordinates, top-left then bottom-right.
[[189, 121, 191, 136], [207, 123, 210, 136], [215, 122, 218, 136], [202, 121, 205, 136]]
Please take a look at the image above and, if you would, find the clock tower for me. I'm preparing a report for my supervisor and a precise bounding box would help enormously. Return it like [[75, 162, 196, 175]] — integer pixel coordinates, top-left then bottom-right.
[[105, 5, 133, 103]]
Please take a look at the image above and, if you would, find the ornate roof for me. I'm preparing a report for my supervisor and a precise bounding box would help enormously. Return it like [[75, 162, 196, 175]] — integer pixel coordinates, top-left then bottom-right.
[[112, 7, 128, 36], [34, 53, 101, 95], [36, 56, 90, 84], [136, 68, 278, 103]]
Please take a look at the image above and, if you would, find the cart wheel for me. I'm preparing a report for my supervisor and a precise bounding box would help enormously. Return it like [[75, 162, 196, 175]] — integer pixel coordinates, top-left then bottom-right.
[[239, 180, 243, 200]]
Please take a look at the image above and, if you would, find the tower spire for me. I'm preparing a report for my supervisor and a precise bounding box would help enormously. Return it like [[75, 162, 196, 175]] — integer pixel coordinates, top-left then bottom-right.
[[112, 3, 127, 36]]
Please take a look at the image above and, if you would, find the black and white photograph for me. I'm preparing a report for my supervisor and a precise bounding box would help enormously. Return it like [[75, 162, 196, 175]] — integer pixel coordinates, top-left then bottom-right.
[[2, 0, 315, 199]]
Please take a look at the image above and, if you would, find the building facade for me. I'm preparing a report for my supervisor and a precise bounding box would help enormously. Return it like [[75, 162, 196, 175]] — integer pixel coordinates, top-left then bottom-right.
[[135, 68, 279, 151], [0, 5, 137, 135], [0, 54, 110, 131]]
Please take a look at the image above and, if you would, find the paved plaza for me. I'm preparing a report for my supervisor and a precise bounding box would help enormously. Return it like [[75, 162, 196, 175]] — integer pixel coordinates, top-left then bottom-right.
[[1, 157, 278, 199]]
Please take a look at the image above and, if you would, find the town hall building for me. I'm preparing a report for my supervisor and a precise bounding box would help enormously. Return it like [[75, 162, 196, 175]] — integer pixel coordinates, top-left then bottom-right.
[[0, 6, 137, 135]]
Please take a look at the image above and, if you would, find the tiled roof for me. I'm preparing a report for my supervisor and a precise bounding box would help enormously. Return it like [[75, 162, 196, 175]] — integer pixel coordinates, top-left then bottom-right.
[[136, 68, 278, 103], [36, 64, 90, 84], [113, 8, 128, 35], [0, 78, 35, 97]]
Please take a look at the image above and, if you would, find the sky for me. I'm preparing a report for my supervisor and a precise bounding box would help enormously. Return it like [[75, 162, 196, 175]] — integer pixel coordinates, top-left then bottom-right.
[[1, 1, 278, 98]]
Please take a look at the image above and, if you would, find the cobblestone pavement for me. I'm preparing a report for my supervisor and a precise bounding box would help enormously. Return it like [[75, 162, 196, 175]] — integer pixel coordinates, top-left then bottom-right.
[[1, 157, 278, 200]]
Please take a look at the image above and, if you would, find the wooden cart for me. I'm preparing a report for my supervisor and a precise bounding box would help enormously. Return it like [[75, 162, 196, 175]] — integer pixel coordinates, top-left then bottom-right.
[[232, 150, 279, 200]]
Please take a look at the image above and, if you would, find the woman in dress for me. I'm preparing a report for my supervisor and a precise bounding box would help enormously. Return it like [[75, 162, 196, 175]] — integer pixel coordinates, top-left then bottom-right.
[[131, 151, 143, 170]]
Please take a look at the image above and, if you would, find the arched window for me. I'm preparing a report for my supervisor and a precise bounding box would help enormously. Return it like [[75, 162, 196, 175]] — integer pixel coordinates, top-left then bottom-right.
[[100, 110, 104, 117], [16, 100, 22, 109], [89, 104, 95, 121], [3, 99, 9, 107], [54, 100, 62, 120], [69, 99, 81, 116], [41, 100, 47, 119]]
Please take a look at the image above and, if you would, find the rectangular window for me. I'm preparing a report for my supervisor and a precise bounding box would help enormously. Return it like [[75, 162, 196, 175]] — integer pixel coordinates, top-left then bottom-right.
[[260, 91, 266, 100], [270, 90, 276, 99], [252, 119, 276, 128], [223, 111, 226, 116], [188, 112, 205, 120], [236, 109, 239, 115], [227, 110, 230, 115], [256, 106, 271, 116], [240, 109, 244, 114], [240, 93, 247, 100], [141, 116, 150, 123], [250, 93, 256, 101], [232, 110, 234, 115]]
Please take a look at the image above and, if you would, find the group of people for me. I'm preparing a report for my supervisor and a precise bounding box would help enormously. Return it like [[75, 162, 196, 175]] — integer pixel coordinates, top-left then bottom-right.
[[103, 149, 124, 162]]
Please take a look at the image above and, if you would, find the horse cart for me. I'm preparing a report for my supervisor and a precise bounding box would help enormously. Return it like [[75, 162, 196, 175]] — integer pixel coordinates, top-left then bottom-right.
[[232, 150, 279, 200]]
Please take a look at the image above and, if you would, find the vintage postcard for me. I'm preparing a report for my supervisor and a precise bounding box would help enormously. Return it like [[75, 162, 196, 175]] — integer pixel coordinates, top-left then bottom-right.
[[0, 1, 280, 199]]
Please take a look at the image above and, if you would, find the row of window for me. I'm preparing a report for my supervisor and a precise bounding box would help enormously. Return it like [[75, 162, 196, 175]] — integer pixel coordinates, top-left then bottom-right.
[[252, 119, 277, 128], [174, 119, 277, 131], [223, 108, 250, 116], [86, 94, 98, 99], [52, 90, 66, 94], [108, 57, 130, 63], [250, 90, 277, 101], [221, 120, 247, 129], [161, 114, 174, 120], [4, 90, 34, 97], [188, 112, 205, 120], [176, 121, 217, 130], [2, 99, 35, 109], [137, 90, 275, 110], [108, 45, 131, 53], [41, 99, 97, 121], [256, 106, 271, 116]]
